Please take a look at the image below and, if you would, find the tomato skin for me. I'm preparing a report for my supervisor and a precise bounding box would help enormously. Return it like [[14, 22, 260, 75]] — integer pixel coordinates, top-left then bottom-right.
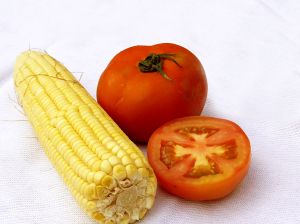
[[147, 116, 251, 201], [97, 43, 207, 142], [155, 159, 250, 200]]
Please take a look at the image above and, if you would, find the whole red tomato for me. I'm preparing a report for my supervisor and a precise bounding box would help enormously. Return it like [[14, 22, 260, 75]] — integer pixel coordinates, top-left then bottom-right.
[[97, 43, 207, 142]]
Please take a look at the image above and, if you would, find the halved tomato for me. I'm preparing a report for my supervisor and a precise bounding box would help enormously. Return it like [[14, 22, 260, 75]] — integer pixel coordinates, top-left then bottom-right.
[[147, 116, 251, 200]]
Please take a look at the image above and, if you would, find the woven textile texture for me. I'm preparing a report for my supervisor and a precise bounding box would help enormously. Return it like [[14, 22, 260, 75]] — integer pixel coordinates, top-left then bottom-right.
[[1, 1, 300, 223]]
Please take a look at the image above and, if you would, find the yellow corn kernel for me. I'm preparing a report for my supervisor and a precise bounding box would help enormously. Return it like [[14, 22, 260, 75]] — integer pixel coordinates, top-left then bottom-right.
[[14, 50, 157, 224], [138, 167, 150, 177], [100, 160, 112, 174], [112, 164, 127, 180], [108, 155, 120, 166], [125, 164, 138, 179], [93, 171, 106, 185], [121, 155, 132, 165]]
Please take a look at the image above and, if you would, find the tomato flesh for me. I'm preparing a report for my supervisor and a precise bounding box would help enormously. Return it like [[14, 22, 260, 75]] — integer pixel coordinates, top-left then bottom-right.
[[147, 116, 251, 200]]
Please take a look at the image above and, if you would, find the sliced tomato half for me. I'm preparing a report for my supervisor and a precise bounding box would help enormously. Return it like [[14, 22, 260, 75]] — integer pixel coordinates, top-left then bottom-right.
[[147, 116, 251, 200]]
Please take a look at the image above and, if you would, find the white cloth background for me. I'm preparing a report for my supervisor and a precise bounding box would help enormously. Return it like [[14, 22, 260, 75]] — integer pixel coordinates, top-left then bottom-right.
[[1, 0, 300, 223]]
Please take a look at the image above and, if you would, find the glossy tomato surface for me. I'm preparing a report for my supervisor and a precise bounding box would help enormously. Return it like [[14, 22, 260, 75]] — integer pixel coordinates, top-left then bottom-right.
[[97, 43, 207, 142], [147, 116, 251, 200]]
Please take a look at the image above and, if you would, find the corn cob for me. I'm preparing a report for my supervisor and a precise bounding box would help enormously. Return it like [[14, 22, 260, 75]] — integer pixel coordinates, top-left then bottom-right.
[[13, 50, 157, 224]]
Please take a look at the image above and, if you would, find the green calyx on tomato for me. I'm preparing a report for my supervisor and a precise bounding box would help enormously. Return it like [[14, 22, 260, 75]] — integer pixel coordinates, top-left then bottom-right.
[[138, 53, 181, 80]]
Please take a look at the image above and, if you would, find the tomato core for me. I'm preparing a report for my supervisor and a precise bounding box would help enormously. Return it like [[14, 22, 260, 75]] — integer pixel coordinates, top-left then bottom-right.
[[159, 127, 238, 178]]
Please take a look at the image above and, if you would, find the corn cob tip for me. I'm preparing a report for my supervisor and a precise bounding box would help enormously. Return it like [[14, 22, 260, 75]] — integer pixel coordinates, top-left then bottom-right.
[[93, 173, 157, 223]]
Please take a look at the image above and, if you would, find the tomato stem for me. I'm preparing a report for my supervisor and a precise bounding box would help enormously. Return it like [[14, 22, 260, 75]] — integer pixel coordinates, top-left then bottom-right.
[[138, 53, 181, 80]]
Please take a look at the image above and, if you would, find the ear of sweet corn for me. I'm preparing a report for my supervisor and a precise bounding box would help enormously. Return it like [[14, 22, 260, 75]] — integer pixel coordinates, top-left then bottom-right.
[[13, 50, 157, 224]]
